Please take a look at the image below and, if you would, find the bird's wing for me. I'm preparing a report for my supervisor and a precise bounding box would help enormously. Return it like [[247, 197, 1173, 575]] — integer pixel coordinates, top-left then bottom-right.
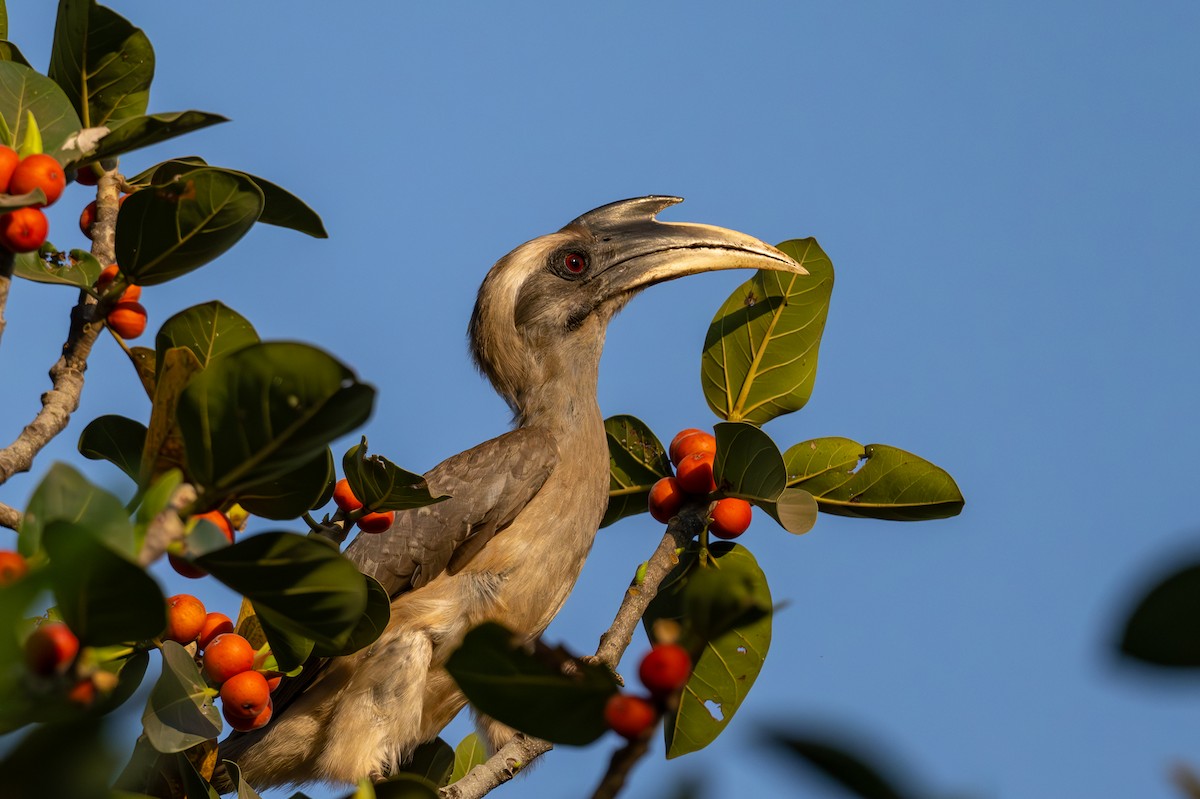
[[343, 426, 558, 597]]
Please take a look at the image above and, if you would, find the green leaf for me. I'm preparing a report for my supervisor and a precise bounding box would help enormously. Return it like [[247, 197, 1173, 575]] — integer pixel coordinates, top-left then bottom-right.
[[784, 439, 965, 521], [0, 718, 117, 799], [702, 239, 834, 424], [142, 641, 222, 753], [765, 730, 916, 799], [71, 111, 228, 166], [222, 759, 264, 799], [0, 61, 82, 157], [759, 487, 819, 536], [342, 437, 442, 512], [115, 168, 265, 286], [1119, 561, 1200, 668], [20, 462, 134, 557], [154, 301, 260, 375], [399, 738, 454, 787], [449, 733, 487, 782], [237, 448, 334, 520], [49, 0, 153, 128], [644, 542, 772, 758], [177, 341, 375, 498], [601, 415, 671, 528], [43, 520, 166, 646], [369, 775, 441, 799], [17, 109, 40, 157], [197, 532, 367, 649], [310, 574, 391, 657], [78, 415, 147, 483], [253, 605, 315, 672], [713, 421, 786, 502], [0, 41, 29, 69], [139, 346, 202, 488], [446, 622, 618, 746], [0, 186, 45, 210], [12, 246, 102, 288]]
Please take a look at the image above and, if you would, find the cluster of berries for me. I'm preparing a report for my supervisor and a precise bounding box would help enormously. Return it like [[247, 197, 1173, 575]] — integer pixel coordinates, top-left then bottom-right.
[[164, 593, 277, 732], [647, 429, 753, 539], [603, 643, 693, 739], [95, 263, 147, 339], [333, 479, 395, 533], [0, 147, 66, 253]]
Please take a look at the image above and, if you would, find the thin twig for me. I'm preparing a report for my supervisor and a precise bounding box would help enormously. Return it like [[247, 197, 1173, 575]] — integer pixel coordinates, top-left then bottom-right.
[[440, 503, 706, 799], [0, 250, 14, 347], [0, 500, 20, 531], [0, 170, 119, 486]]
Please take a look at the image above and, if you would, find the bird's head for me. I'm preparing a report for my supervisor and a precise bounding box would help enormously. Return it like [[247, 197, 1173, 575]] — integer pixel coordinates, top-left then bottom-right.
[[469, 196, 808, 421]]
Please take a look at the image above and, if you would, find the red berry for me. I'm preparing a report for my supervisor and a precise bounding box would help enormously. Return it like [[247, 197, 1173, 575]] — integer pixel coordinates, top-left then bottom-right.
[[74, 163, 101, 186], [163, 594, 207, 644], [0, 207, 48, 252], [24, 622, 80, 676], [80, 200, 97, 238], [647, 477, 685, 523], [669, 429, 716, 467], [638, 643, 692, 696], [197, 612, 235, 651], [0, 146, 19, 193], [220, 669, 271, 720], [332, 478, 362, 512], [603, 693, 657, 739], [357, 510, 394, 534], [709, 497, 752, 540], [202, 633, 255, 684], [106, 300, 147, 339], [67, 678, 96, 706], [0, 550, 28, 585], [223, 696, 272, 731], [9, 153, 65, 206], [675, 451, 716, 495]]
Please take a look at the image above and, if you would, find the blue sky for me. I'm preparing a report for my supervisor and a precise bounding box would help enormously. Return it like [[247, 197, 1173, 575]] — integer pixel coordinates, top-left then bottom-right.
[[3, 2, 1199, 798]]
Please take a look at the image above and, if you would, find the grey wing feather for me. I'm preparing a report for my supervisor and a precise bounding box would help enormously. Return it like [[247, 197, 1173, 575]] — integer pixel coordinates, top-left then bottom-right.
[[343, 427, 558, 597]]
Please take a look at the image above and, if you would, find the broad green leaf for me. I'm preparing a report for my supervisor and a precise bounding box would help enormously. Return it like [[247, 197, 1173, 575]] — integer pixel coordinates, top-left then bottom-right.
[[197, 532, 367, 649], [0, 61, 82, 157], [237, 448, 334, 520], [759, 487, 819, 536], [155, 301, 259, 376], [143, 644, 221, 754], [446, 622, 619, 746], [12, 245, 102, 288], [713, 421, 786, 502], [115, 168, 265, 286], [135, 469, 184, 528], [221, 760, 265, 799], [250, 605, 314, 673], [449, 733, 487, 782], [0, 718, 117, 799], [399, 739, 454, 787], [601, 415, 670, 528], [43, 520, 165, 646], [74, 111, 228, 166], [177, 342, 375, 498], [0, 42, 28, 69], [765, 730, 917, 799], [310, 574, 391, 657], [702, 239, 834, 424], [130, 157, 327, 238], [784, 439, 965, 521], [20, 462, 133, 557], [367, 775, 441, 799], [78, 414, 147, 482], [343, 437, 442, 512], [1119, 561, 1200, 668], [140, 346, 202, 487], [49, 0, 153, 128], [643, 542, 772, 758]]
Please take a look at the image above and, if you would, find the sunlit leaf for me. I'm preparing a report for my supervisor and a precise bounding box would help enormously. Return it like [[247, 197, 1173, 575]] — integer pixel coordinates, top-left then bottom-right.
[[222, 759, 264, 799], [449, 733, 487, 783], [1119, 560, 1200, 668], [20, 462, 133, 557], [140, 346, 202, 487], [78, 414, 146, 482], [713, 421, 785, 502], [77, 111, 228, 166], [154, 301, 260, 376], [784, 438, 964, 521], [343, 437, 442, 512], [142, 642, 221, 753], [601, 415, 670, 528], [0, 61, 82, 157], [702, 239, 834, 424], [446, 622, 618, 746], [49, 0, 153, 127], [0, 41, 30, 69]]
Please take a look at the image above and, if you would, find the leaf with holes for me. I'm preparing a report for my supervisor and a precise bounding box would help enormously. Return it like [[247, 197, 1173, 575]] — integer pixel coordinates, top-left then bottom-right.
[[0, 61, 82, 156], [784, 438, 964, 521], [1119, 560, 1200, 668], [601, 415, 671, 528], [48, 0, 152, 128], [154, 301, 260, 376], [342, 438, 442, 513], [643, 542, 772, 758], [702, 239, 834, 425], [142, 642, 221, 754], [115, 168, 264, 286], [12, 246, 102, 289], [78, 414, 146, 483]]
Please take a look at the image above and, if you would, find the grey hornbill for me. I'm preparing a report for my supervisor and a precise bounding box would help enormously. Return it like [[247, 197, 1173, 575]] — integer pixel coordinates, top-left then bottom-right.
[[220, 196, 807, 789]]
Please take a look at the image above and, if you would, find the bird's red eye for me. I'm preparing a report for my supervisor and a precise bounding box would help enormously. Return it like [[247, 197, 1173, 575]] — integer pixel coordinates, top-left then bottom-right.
[[564, 253, 586, 274]]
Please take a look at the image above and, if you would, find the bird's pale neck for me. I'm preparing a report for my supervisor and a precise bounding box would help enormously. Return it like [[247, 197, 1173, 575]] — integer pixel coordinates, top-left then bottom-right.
[[512, 321, 607, 436]]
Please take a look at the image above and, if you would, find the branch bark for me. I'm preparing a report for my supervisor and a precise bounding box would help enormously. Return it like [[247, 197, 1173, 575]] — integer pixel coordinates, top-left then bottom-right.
[[440, 503, 706, 799], [0, 171, 119, 486]]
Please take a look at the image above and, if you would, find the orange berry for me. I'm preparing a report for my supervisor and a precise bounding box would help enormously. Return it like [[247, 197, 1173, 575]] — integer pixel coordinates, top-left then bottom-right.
[[265, 673, 282, 693], [0, 146, 19, 193], [0, 550, 28, 585], [647, 477, 685, 524], [106, 300, 147, 339], [332, 478, 362, 512], [0, 207, 48, 252], [197, 612, 235, 651], [709, 497, 752, 540], [9, 153, 65, 206], [67, 678, 96, 706], [603, 694, 657, 739], [163, 594, 207, 644], [24, 622, 79, 676], [194, 510, 235, 542], [223, 696, 272, 732], [219, 669, 271, 720], [357, 510, 394, 534], [80, 200, 97, 238], [669, 429, 716, 467], [95, 264, 140, 301], [202, 633, 255, 684], [638, 643, 692, 696], [675, 451, 716, 495]]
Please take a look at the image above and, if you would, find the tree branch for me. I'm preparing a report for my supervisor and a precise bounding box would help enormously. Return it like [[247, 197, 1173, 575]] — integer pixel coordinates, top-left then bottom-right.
[[0, 500, 21, 531], [0, 250, 14, 348], [440, 503, 707, 799], [0, 171, 119, 486]]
